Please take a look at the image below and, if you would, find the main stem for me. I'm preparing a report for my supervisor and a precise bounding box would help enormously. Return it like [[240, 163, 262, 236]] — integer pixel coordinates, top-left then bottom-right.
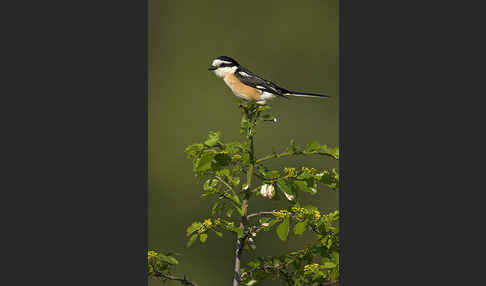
[[233, 106, 256, 286]]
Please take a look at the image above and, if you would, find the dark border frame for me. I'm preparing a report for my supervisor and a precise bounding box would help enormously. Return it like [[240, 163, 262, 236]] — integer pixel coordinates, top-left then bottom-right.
[[4, 0, 472, 285]]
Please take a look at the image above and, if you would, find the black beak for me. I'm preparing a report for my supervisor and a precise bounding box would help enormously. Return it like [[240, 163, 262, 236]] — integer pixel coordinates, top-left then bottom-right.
[[208, 65, 217, 70]]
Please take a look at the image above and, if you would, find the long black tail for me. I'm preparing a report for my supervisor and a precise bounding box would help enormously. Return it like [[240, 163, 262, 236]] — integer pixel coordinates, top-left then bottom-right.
[[284, 91, 330, 98]]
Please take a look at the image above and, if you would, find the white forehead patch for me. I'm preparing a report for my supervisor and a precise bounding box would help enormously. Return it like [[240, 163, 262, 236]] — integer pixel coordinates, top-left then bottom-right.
[[212, 59, 232, 67], [238, 71, 251, 77]]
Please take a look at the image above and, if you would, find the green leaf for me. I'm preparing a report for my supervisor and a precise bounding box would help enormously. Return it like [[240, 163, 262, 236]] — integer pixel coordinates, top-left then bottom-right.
[[187, 234, 198, 247], [218, 168, 230, 177], [248, 260, 261, 268], [211, 201, 220, 216], [159, 253, 179, 265], [204, 131, 220, 147], [323, 262, 337, 269], [200, 233, 208, 243], [195, 151, 216, 171], [186, 222, 202, 236], [203, 180, 211, 191], [225, 141, 244, 154], [327, 238, 333, 249], [226, 208, 234, 218], [307, 140, 321, 152], [276, 217, 290, 241], [259, 217, 270, 224], [184, 143, 204, 157], [331, 251, 339, 265], [246, 280, 258, 286], [266, 170, 280, 179], [214, 153, 232, 167], [277, 180, 296, 201], [318, 145, 339, 159], [294, 220, 307, 235], [235, 226, 244, 238], [231, 176, 240, 186], [294, 180, 316, 195], [257, 105, 271, 112], [290, 139, 303, 153], [233, 204, 244, 216], [259, 114, 276, 122], [212, 229, 223, 237], [277, 180, 291, 193]]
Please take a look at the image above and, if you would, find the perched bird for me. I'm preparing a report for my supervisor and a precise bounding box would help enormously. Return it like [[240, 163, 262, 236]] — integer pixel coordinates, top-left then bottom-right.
[[208, 56, 329, 105]]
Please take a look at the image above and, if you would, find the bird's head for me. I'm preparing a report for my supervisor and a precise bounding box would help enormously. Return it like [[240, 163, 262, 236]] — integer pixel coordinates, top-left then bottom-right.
[[208, 56, 239, 78]]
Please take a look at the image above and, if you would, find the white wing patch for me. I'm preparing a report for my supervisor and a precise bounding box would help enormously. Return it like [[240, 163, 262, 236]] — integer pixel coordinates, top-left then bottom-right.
[[256, 85, 266, 90], [238, 71, 251, 77]]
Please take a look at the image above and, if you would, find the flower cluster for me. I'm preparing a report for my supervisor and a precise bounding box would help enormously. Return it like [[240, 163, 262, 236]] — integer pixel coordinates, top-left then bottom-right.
[[291, 206, 307, 220], [284, 167, 297, 177], [289, 206, 322, 222], [301, 167, 317, 175], [303, 263, 320, 274], [203, 219, 212, 227], [273, 210, 291, 218], [148, 250, 158, 259]]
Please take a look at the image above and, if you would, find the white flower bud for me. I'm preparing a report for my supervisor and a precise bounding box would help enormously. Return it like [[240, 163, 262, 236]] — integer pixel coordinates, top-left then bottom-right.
[[284, 192, 295, 201], [260, 184, 275, 199]]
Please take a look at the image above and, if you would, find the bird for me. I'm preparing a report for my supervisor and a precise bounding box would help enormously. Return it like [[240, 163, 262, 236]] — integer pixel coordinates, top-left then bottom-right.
[[208, 56, 329, 105]]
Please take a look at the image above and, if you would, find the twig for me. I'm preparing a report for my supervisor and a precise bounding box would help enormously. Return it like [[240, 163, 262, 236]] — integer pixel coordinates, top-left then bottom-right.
[[240, 264, 273, 278], [154, 272, 200, 286], [256, 150, 336, 164], [241, 264, 293, 285], [247, 211, 276, 219], [215, 176, 237, 196]]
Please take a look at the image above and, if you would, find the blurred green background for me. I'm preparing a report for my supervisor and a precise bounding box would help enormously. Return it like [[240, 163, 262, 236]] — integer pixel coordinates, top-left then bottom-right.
[[149, 1, 338, 285]]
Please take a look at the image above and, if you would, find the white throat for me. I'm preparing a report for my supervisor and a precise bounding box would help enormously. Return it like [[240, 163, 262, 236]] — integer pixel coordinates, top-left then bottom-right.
[[214, 66, 237, 78]]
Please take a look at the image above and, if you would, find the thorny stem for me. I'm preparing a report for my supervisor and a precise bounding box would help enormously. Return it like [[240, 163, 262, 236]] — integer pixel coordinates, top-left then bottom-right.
[[233, 104, 257, 286]]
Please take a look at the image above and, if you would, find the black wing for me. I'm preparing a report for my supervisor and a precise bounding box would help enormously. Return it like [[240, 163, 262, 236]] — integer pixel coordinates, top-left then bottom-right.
[[234, 67, 289, 98]]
